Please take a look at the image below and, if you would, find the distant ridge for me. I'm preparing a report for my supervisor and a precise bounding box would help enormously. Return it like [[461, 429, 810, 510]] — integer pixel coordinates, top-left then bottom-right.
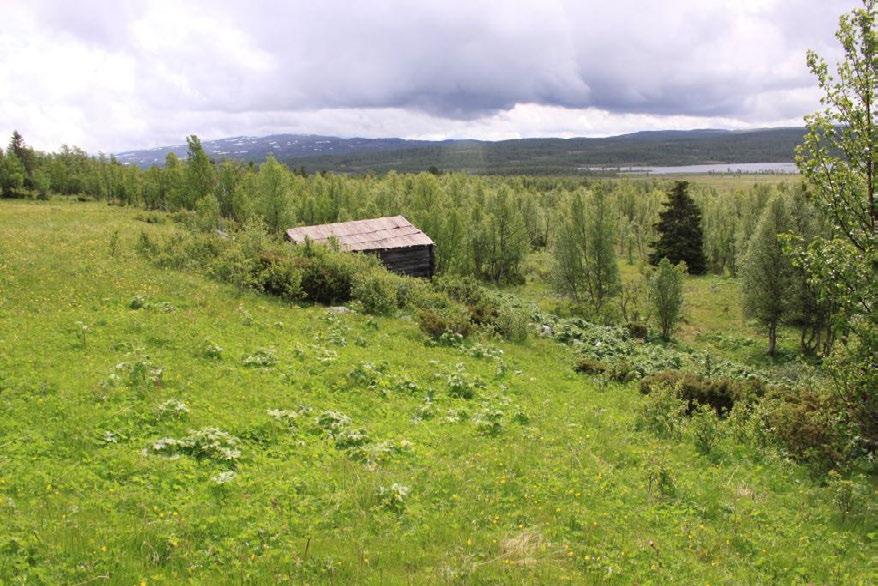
[[116, 127, 805, 175]]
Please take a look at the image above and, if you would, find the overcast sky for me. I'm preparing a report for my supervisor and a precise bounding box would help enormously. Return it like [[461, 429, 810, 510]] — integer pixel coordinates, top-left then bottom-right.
[[0, 0, 858, 153]]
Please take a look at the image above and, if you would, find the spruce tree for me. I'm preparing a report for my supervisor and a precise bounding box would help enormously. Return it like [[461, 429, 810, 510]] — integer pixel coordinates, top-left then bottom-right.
[[649, 181, 707, 274]]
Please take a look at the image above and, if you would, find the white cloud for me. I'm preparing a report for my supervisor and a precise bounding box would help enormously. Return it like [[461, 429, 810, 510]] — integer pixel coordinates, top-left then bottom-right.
[[0, 0, 860, 152]]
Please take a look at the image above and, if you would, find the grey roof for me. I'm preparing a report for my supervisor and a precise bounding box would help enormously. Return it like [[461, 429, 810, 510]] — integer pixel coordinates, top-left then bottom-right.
[[284, 215, 434, 251]]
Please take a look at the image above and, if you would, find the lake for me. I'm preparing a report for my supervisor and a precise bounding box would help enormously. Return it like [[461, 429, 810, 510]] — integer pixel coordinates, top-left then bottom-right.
[[581, 162, 799, 175]]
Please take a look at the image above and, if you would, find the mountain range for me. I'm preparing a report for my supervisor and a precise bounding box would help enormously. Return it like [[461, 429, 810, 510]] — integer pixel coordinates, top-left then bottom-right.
[[115, 127, 805, 174]]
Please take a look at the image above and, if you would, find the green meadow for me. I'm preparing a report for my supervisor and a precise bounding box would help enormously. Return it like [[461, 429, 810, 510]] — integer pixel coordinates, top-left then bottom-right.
[[1, 198, 874, 584]]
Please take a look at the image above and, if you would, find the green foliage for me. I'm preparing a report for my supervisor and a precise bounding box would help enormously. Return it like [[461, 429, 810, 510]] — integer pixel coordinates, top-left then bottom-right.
[[145, 428, 241, 463], [185, 135, 216, 208], [645, 460, 677, 499], [470, 188, 530, 284], [640, 370, 762, 415], [647, 257, 685, 340], [0, 147, 26, 197], [826, 471, 869, 518], [793, 0, 878, 451], [649, 181, 707, 274], [194, 194, 221, 232], [755, 384, 866, 469], [740, 195, 795, 355], [254, 249, 305, 301], [252, 155, 295, 235], [635, 382, 688, 439], [690, 404, 721, 455], [431, 276, 530, 341], [297, 244, 362, 304], [553, 190, 621, 312], [416, 304, 472, 340], [352, 269, 400, 315]]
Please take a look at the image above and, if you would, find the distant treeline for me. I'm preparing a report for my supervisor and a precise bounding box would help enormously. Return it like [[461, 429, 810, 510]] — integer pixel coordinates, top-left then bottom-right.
[[279, 128, 806, 175], [112, 128, 807, 175], [1, 132, 798, 283]]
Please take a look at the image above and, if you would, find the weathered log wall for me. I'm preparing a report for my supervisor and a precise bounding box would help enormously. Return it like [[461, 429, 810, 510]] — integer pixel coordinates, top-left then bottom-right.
[[373, 245, 434, 278]]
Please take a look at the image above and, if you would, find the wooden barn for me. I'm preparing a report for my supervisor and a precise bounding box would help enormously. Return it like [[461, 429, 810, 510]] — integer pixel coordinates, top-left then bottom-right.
[[284, 216, 435, 278]]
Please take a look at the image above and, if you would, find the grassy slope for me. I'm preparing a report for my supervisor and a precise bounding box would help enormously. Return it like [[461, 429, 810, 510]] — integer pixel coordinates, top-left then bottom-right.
[[0, 200, 874, 584]]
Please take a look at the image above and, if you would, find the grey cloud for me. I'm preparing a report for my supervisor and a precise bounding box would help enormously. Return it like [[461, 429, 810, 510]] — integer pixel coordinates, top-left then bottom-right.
[[127, 0, 849, 118], [0, 0, 861, 151]]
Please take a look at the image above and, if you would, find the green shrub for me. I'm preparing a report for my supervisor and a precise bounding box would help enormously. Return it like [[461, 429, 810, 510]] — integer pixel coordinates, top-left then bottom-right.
[[646, 460, 676, 499], [690, 404, 721, 455], [491, 302, 529, 342], [756, 385, 864, 469], [634, 382, 687, 439], [433, 275, 501, 326], [298, 247, 361, 304], [394, 278, 427, 309], [416, 304, 472, 340], [574, 356, 638, 382], [626, 322, 649, 340], [826, 471, 869, 518], [574, 357, 608, 375], [640, 370, 762, 415], [254, 250, 304, 301], [431, 276, 529, 342], [352, 269, 399, 315]]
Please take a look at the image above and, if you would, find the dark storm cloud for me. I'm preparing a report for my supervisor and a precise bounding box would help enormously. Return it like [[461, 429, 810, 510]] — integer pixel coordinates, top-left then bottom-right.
[[0, 0, 860, 150]]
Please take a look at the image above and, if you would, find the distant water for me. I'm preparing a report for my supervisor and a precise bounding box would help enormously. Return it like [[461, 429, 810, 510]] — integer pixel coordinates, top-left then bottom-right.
[[582, 162, 798, 175]]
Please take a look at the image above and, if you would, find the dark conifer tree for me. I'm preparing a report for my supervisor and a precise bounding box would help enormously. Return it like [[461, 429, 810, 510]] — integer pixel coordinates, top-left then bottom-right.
[[9, 130, 35, 187], [649, 181, 707, 274]]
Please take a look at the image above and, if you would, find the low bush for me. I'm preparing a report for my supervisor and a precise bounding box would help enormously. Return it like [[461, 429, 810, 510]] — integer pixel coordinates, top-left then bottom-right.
[[640, 370, 762, 415], [431, 276, 530, 342], [634, 382, 688, 439], [755, 385, 866, 470], [574, 357, 608, 375], [254, 249, 304, 301], [352, 269, 400, 315], [433, 275, 491, 322], [573, 356, 640, 383], [298, 246, 362, 304], [416, 303, 472, 340], [690, 404, 721, 455], [491, 302, 529, 342], [626, 322, 649, 340]]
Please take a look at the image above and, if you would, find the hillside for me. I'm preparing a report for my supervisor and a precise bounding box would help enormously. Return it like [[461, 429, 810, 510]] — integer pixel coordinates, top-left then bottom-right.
[[115, 127, 805, 174], [0, 199, 873, 584]]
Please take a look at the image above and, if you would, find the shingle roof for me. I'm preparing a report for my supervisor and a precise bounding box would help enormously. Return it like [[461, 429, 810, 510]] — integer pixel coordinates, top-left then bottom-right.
[[284, 216, 434, 251]]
